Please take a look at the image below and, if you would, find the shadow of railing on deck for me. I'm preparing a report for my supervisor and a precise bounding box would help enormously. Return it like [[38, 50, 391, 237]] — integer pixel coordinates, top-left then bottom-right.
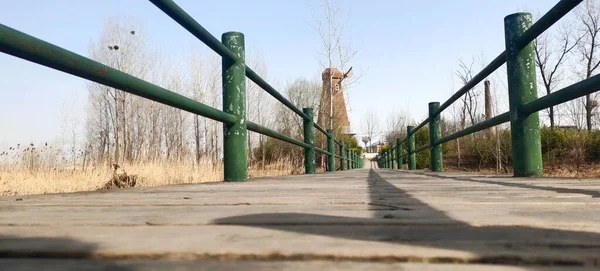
[[411, 172, 600, 198], [0, 235, 130, 270], [215, 169, 600, 267]]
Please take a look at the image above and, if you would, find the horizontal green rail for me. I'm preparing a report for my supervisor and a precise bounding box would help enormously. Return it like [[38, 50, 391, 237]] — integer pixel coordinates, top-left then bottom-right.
[[413, 144, 429, 154], [0, 0, 364, 182], [334, 139, 342, 146], [149, 0, 359, 175], [247, 122, 310, 149], [0, 23, 237, 125], [149, 0, 309, 121], [315, 147, 331, 156], [409, 0, 583, 136], [379, 0, 588, 177], [314, 123, 329, 137], [435, 112, 510, 146], [521, 73, 600, 115]]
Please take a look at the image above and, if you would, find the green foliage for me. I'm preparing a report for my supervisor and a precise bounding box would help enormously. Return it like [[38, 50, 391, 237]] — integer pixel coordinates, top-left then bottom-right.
[[414, 127, 430, 169], [411, 127, 450, 169], [379, 145, 391, 154], [341, 134, 363, 156], [539, 127, 600, 167]]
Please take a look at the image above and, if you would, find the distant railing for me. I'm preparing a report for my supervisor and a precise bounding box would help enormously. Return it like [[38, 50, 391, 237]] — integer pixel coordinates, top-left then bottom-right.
[[378, 0, 593, 177], [0, 0, 364, 182]]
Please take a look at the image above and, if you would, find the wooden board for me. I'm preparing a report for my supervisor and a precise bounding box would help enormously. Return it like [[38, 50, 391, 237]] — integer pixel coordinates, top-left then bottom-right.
[[2, 169, 600, 269]]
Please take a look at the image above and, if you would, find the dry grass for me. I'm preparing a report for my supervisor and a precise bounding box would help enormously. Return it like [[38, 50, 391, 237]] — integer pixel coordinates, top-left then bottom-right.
[[444, 156, 600, 178], [0, 160, 299, 196]]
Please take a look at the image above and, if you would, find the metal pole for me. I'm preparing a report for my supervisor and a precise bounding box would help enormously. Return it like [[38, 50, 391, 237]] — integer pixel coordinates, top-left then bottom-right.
[[349, 149, 352, 169], [390, 149, 394, 169], [407, 126, 416, 170], [396, 137, 402, 169], [221, 31, 247, 182], [429, 102, 443, 172], [346, 148, 350, 169], [384, 151, 388, 168], [303, 108, 316, 174], [327, 129, 335, 172], [387, 150, 391, 169], [504, 13, 543, 177], [340, 141, 346, 171]]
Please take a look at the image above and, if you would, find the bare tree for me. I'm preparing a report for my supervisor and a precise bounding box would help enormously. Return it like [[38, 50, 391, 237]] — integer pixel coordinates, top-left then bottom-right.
[[361, 109, 380, 150], [246, 50, 270, 165], [455, 59, 481, 127], [534, 15, 581, 129], [575, 0, 600, 131], [384, 109, 410, 145], [310, 0, 362, 129], [189, 50, 205, 165], [566, 99, 587, 130], [87, 16, 152, 165], [277, 78, 322, 136], [534, 19, 580, 129]]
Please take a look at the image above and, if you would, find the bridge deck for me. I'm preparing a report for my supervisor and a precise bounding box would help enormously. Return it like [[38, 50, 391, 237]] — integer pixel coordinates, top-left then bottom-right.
[[2, 169, 600, 270]]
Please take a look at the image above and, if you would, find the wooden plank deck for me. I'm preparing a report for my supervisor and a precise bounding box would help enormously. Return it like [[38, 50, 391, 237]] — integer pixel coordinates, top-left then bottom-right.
[[2, 168, 600, 270]]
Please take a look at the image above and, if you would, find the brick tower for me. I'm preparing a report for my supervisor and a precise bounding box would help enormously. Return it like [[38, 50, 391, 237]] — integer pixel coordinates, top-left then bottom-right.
[[317, 67, 351, 135]]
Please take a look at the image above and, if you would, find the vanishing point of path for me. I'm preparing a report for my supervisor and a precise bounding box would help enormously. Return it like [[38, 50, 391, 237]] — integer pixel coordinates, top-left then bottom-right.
[[2, 168, 600, 270]]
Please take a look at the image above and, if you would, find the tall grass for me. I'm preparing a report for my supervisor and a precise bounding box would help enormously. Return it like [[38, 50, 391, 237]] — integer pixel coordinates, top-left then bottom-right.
[[0, 160, 299, 196]]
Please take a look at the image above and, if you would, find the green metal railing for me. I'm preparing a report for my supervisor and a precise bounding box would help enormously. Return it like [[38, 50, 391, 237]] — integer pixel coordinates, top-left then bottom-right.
[[378, 0, 594, 177], [0, 0, 363, 182]]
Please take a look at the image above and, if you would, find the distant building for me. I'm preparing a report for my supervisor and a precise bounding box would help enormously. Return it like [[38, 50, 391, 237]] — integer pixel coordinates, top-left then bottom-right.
[[317, 68, 352, 135]]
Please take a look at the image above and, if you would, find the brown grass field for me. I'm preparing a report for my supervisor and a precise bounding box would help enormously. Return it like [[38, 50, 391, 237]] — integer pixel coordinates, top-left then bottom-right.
[[0, 161, 304, 196]]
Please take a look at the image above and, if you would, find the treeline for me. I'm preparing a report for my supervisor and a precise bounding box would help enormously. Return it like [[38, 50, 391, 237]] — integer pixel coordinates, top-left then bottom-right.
[[0, 17, 346, 172], [373, 1, 600, 174]]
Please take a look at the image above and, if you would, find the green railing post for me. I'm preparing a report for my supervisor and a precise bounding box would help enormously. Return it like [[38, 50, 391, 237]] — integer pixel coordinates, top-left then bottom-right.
[[387, 151, 391, 169], [391, 149, 395, 169], [340, 141, 346, 171], [429, 102, 443, 172], [385, 150, 389, 169], [504, 13, 543, 177], [346, 149, 352, 169], [303, 108, 316, 174], [327, 129, 335, 172], [407, 126, 416, 170], [347, 149, 351, 169], [221, 31, 247, 182], [383, 151, 390, 168], [396, 137, 402, 169]]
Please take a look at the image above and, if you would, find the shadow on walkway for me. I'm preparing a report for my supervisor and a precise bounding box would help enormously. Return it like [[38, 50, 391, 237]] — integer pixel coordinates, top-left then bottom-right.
[[412, 171, 600, 198], [215, 169, 600, 268]]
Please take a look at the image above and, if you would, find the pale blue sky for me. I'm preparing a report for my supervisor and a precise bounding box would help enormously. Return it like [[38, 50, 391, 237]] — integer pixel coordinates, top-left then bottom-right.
[[0, 0, 558, 146]]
